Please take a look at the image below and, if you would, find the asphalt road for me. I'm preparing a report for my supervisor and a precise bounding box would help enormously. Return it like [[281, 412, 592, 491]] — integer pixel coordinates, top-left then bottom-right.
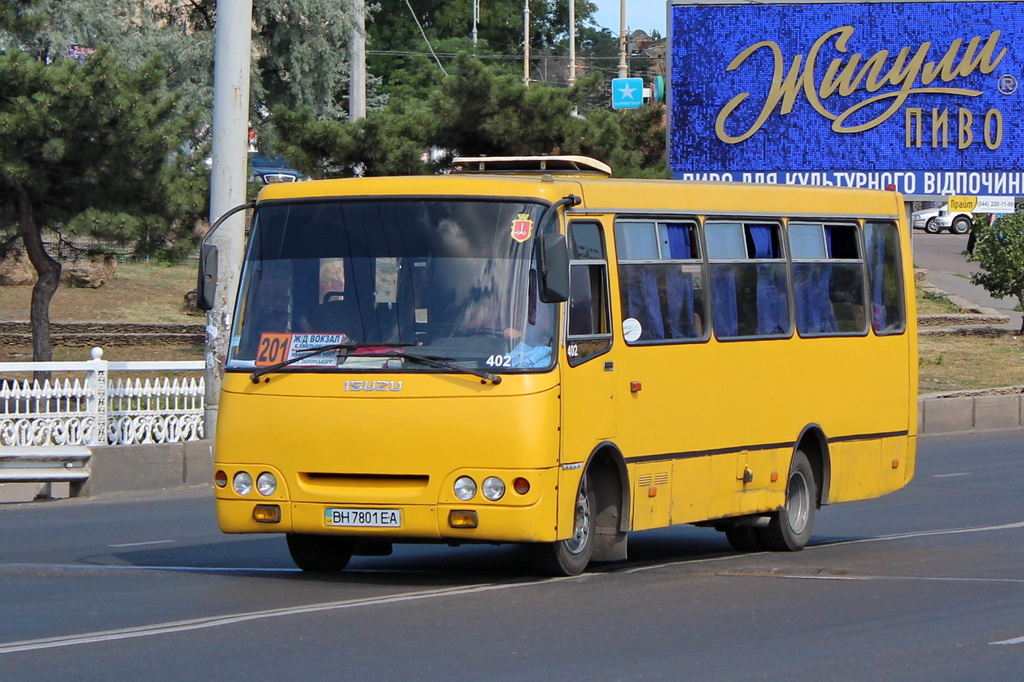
[[1, 432, 1023, 680]]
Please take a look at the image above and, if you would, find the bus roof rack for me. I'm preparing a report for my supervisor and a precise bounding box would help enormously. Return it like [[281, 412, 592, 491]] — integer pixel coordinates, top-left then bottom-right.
[[451, 155, 613, 177]]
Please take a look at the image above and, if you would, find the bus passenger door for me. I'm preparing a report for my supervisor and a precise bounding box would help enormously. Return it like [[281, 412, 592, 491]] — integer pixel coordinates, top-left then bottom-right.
[[560, 220, 617, 461]]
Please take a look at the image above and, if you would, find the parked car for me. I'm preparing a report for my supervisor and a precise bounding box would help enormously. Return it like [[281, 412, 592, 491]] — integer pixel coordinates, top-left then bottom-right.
[[911, 201, 973, 234], [249, 153, 303, 184]]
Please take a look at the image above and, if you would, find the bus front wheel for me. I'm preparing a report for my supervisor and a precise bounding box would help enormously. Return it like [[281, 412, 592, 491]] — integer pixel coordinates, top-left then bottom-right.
[[286, 533, 354, 572], [759, 451, 817, 551], [533, 474, 596, 576]]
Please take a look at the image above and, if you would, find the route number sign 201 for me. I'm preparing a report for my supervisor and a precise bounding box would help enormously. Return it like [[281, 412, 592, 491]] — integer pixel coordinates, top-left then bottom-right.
[[256, 334, 293, 367]]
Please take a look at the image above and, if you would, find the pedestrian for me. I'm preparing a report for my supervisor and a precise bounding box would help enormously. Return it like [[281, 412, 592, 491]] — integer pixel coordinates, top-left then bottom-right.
[[966, 213, 994, 255]]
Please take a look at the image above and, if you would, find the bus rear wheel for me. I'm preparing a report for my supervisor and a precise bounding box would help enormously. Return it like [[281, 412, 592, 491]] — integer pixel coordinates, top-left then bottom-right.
[[533, 474, 596, 576], [759, 451, 817, 551], [286, 533, 354, 572]]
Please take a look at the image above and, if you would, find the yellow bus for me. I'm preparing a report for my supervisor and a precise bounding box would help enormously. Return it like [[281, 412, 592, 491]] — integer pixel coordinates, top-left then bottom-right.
[[199, 156, 917, 576]]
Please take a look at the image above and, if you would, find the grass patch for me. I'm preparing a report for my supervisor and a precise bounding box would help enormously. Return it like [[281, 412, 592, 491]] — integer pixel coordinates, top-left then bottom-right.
[[919, 333, 1024, 393], [0, 262, 199, 323], [0, 262, 203, 363], [916, 284, 964, 315]]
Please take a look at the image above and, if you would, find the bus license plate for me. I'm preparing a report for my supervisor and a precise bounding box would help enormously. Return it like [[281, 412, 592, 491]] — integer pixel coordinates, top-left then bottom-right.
[[325, 507, 402, 528]]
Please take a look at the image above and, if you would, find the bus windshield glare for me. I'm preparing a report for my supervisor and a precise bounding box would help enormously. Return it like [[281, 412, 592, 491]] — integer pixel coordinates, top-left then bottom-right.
[[227, 199, 557, 373]]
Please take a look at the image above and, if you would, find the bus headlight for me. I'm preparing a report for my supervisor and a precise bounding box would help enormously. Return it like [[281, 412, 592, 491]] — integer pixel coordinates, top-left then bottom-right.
[[454, 476, 477, 501], [232, 471, 253, 496], [482, 476, 505, 501], [256, 472, 277, 496]]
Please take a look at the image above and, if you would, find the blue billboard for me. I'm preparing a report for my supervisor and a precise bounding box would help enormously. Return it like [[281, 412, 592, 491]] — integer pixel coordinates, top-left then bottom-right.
[[669, 0, 1024, 194]]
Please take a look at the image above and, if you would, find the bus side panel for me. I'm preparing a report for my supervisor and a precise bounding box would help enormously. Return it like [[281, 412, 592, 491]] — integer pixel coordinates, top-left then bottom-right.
[[880, 434, 913, 495], [613, 332, 913, 526], [669, 458, 711, 524], [631, 462, 672, 529], [827, 440, 882, 503]]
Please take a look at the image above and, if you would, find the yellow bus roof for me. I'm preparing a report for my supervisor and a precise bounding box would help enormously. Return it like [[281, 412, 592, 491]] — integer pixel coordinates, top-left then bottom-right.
[[257, 174, 905, 220]]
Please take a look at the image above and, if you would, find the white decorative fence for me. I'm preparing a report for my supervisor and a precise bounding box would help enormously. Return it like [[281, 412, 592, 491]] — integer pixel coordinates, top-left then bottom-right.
[[0, 347, 205, 447]]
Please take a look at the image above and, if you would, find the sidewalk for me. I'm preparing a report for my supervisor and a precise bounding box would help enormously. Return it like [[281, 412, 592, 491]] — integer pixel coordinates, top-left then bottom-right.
[[911, 231, 1023, 331], [911, 230, 1023, 435]]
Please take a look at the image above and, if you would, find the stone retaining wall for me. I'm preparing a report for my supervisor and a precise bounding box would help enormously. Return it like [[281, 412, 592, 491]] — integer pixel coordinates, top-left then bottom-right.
[[0, 322, 204, 347]]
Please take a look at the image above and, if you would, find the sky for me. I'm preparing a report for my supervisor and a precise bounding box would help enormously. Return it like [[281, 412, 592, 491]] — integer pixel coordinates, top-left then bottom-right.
[[589, 0, 668, 37]]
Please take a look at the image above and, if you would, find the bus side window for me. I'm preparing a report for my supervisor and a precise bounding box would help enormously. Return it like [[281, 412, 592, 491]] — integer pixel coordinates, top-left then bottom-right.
[[707, 221, 790, 340], [790, 222, 867, 336], [615, 219, 706, 344], [567, 221, 612, 366], [568, 264, 607, 335], [864, 221, 906, 334]]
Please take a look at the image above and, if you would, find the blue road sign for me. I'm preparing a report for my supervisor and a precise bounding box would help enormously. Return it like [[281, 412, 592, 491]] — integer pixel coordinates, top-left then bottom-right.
[[611, 78, 644, 109]]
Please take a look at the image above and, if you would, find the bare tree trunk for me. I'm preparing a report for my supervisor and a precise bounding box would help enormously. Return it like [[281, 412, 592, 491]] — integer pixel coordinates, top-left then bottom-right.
[[16, 184, 60, 364]]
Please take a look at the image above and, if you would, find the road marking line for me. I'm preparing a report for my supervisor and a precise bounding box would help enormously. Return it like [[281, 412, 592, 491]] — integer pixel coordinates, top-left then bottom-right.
[[1, 563, 291, 573], [991, 635, 1024, 646], [932, 473, 970, 478], [3, 520, 1022, 653], [719, 572, 1024, 585], [620, 520, 1024, 575], [830, 520, 1024, 546], [0, 576, 584, 655], [108, 540, 175, 548]]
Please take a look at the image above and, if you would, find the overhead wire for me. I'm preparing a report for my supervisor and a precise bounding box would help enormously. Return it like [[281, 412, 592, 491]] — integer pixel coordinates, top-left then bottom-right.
[[402, 0, 448, 76]]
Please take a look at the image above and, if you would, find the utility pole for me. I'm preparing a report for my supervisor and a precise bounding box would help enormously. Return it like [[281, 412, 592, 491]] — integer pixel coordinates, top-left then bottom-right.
[[350, 0, 366, 121], [472, 0, 479, 49], [205, 0, 253, 437], [617, 0, 628, 79], [523, 0, 530, 85], [568, 0, 576, 86]]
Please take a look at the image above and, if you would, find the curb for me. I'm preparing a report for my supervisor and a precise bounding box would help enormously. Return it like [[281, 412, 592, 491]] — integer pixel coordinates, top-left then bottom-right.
[[918, 388, 1024, 435]]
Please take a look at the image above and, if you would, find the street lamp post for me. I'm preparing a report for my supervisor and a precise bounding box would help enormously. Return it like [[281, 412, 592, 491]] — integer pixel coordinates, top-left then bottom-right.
[[472, 0, 479, 48], [350, 0, 366, 121], [617, 0, 628, 79], [524, 0, 531, 84], [205, 0, 253, 437], [569, 0, 576, 86]]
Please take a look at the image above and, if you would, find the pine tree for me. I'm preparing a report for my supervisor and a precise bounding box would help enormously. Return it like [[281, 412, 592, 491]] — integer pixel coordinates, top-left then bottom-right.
[[0, 48, 202, 360], [275, 56, 667, 180]]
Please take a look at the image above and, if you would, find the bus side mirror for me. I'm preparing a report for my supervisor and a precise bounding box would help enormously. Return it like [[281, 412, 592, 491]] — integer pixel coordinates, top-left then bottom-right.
[[196, 243, 218, 311], [195, 201, 255, 312], [538, 234, 569, 303]]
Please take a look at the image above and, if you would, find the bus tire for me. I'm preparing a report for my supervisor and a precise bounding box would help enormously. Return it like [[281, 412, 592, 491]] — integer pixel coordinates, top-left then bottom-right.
[[286, 533, 354, 572], [759, 451, 817, 551], [533, 473, 596, 576], [725, 525, 764, 552]]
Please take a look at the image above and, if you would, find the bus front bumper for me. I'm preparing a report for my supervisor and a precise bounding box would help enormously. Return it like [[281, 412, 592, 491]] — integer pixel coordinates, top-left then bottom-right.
[[216, 497, 559, 544]]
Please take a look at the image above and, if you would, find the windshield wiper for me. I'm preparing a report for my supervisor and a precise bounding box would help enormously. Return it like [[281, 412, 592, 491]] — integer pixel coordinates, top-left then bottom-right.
[[249, 342, 415, 383], [380, 351, 502, 385], [249, 344, 501, 385]]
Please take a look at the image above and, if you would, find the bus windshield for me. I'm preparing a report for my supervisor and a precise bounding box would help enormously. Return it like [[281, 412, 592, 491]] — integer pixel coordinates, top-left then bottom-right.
[[227, 199, 557, 373]]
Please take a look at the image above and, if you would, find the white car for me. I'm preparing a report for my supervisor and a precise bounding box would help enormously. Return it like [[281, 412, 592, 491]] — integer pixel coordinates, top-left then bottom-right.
[[911, 202, 973, 234]]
